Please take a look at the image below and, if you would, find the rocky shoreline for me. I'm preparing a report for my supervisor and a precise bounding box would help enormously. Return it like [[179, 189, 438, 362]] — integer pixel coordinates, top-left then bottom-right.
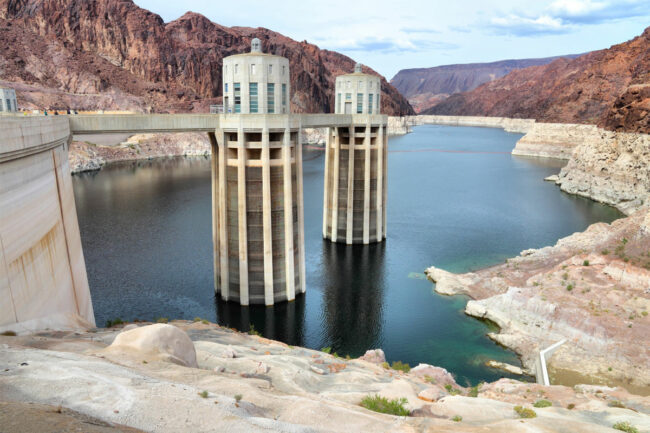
[[415, 115, 650, 395], [2, 321, 648, 432]]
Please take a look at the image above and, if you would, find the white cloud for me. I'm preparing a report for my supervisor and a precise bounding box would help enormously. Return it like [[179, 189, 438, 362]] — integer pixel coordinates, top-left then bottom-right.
[[488, 0, 650, 36]]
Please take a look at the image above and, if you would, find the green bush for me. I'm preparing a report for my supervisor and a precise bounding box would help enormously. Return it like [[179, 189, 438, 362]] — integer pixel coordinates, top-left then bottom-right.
[[514, 406, 537, 418], [468, 385, 479, 397], [156, 317, 169, 323], [445, 384, 461, 395], [566, 284, 574, 291], [198, 390, 208, 398], [234, 394, 243, 402], [391, 361, 411, 373], [321, 346, 332, 354], [583, 260, 590, 266], [608, 400, 626, 409], [105, 318, 124, 328], [248, 324, 261, 336], [360, 395, 410, 416], [452, 415, 462, 422], [601, 249, 610, 255], [613, 421, 639, 433], [533, 399, 552, 408], [567, 403, 575, 410]]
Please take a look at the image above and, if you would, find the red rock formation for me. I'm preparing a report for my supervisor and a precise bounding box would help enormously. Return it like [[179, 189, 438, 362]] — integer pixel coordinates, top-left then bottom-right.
[[425, 28, 650, 133], [0, 0, 413, 115], [391, 55, 578, 113]]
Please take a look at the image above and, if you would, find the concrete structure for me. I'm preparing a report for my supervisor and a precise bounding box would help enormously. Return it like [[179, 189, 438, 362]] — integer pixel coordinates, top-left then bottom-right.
[[323, 65, 387, 244], [0, 87, 18, 113], [222, 39, 290, 115], [213, 40, 304, 305], [1, 49, 388, 314], [0, 116, 94, 334]]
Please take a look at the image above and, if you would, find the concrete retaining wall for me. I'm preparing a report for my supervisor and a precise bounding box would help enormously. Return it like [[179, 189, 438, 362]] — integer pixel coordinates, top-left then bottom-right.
[[0, 116, 94, 333]]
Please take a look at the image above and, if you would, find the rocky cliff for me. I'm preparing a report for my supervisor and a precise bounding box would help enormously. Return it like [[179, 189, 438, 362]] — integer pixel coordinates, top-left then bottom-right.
[[391, 56, 577, 113], [0, 0, 413, 115], [425, 27, 650, 134]]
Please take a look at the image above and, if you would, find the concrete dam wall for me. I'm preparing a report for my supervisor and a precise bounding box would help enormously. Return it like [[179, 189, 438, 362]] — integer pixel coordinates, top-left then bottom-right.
[[0, 116, 94, 333]]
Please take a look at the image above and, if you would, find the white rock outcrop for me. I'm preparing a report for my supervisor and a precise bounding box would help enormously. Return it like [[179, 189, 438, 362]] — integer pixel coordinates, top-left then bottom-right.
[[104, 323, 198, 367]]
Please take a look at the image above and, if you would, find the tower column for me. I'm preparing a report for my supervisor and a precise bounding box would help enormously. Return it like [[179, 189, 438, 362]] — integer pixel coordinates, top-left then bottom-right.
[[261, 126, 274, 305], [237, 121, 249, 305], [282, 121, 296, 301], [363, 120, 371, 244], [346, 124, 355, 245], [330, 127, 340, 242], [376, 123, 384, 241]]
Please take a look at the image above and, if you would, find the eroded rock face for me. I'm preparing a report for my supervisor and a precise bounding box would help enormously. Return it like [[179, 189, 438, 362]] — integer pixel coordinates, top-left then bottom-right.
[[0, 0, 413, 115], [105, 323, 198, 367], [556, 131, 650, 215], [425, 27, 650, 134]]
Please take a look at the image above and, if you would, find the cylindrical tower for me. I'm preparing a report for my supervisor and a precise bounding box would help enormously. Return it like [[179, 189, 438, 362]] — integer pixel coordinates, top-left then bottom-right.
[[213, 39, 305, 306], [222, 38, 290, 114], [323, 64, 387, 244]]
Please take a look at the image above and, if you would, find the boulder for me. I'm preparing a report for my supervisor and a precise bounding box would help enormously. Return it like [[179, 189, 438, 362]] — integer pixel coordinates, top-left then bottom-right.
[[359, 349, 386, 364], [410, 364, 458, 388], [105, 324, 198, 367]]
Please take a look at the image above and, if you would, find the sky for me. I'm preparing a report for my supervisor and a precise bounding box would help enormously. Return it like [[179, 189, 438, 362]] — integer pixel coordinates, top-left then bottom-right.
[[134, 0, 650, 79]]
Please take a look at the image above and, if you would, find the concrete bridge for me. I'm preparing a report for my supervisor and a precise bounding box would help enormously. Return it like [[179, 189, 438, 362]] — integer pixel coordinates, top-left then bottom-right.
[[1, 112, 387, 331]]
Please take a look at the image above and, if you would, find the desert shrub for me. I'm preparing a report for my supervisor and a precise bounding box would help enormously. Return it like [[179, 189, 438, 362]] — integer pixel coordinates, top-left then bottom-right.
[[533, 399, 552, 408], [567, 403, 575, 410], [601, 249, 610, 255], [608, 400, 626, 409], [198, 390, 208, 398], [566, 284, 574, 291], [391, 361, 411, 373], [156, 317, 169, 323], [583, 260, 590, 266], [360, 395, 410, 416], [613, 421, 639, 433], [248, 324, 260, 336], [468, 385, 479, 397], [321, 346, 332, 354], [452, 415, 462, 422], [105, 318, 124, 328], [234, 394, 243, 402], [445, 384, 461, 395], [514, 405, 537, 418]]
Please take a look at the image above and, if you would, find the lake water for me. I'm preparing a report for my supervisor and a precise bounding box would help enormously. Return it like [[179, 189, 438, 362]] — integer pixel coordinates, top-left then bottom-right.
[[72, 125, 621, 386]]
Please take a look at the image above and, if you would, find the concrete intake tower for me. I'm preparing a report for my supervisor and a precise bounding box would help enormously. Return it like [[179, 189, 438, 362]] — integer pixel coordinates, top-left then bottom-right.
[[323, 64, 387, 244], [213, 39, 305, 305]]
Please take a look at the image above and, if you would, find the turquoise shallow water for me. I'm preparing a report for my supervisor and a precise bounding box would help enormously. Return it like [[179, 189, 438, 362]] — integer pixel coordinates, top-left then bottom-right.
[[72, 124, 622, 386]]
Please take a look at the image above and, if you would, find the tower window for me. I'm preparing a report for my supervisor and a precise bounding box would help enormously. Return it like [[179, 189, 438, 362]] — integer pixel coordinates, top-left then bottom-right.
[[345, 93, 351, 100], [346, 81, 351, 89], [224, 65, 228, 75], [368, 93, 373, 114], [282, 83, 287, 112], [357, 93, 363, 113], [251, 64, 256, 75], [282, 65, 286, 75], [267, 83, 275, 113], [224, 83, 228, 93], [337, 93, 341, 112], [358, 81, 363, 90], [234, 83, 241, 113], [235, 64, 239, 74], [269, 64, 273, 74], [249, 82, 258, 113]]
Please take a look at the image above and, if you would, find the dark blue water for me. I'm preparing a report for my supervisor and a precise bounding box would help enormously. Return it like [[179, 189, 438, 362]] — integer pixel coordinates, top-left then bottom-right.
[[72, 125, 621, 386]]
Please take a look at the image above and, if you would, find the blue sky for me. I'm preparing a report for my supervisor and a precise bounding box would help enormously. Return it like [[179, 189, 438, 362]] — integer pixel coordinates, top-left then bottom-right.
[[134, 0, 650, 79]]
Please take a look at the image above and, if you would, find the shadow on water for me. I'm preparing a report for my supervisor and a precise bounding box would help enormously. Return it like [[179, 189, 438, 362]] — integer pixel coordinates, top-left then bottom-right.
[[320, 241, 386, 356], [215, 295, 307, 347]]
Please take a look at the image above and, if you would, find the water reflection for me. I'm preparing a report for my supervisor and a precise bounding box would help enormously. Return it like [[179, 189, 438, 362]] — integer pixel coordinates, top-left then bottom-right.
[[321, 241, 386, 356], [215, 294, 307, 347]]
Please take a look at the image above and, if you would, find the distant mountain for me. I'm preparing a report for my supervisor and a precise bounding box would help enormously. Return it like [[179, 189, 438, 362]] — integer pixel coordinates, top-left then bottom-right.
[[0, 0, 413, 115], [424, 27, 650, 134], [391, 56, 579, 113]]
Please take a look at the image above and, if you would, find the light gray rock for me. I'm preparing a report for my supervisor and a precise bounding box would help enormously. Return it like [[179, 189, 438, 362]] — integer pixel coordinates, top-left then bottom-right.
[[104, 324, 198, 368], [359, 349, 386, 364]]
